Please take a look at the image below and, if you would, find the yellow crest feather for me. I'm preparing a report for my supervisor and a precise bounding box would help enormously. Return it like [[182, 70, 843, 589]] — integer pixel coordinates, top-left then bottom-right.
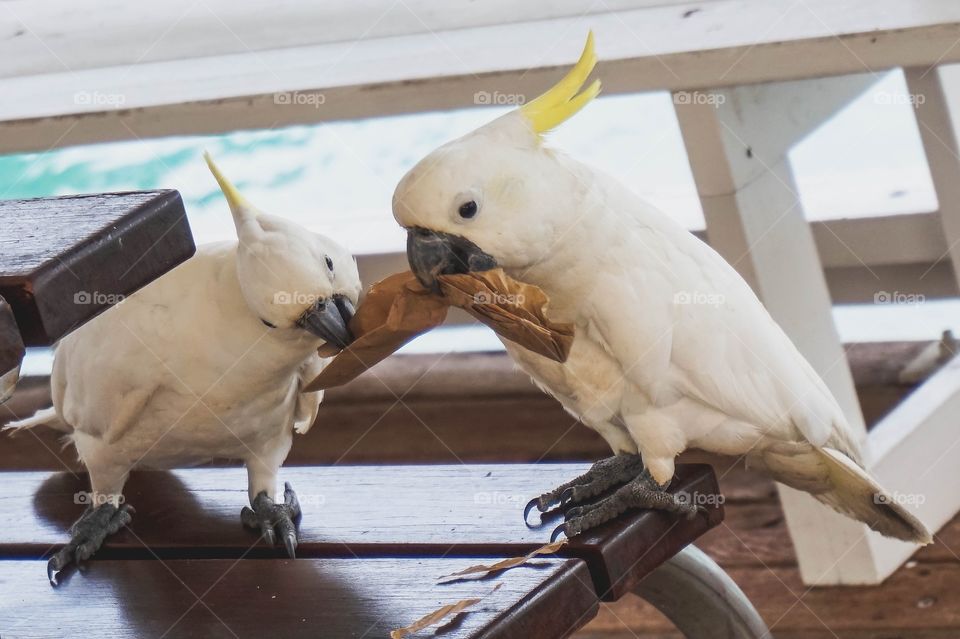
[[203, 151, 251, 213], [520, 31, 601, 133]]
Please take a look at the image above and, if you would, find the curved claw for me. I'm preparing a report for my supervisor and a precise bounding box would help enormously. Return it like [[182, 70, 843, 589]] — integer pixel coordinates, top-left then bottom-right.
[[263, 525, 276, 547], [240, 506, 257, 528], [283, 531, 297, 559], [559, 486, 576, 506], [550, 523, 568, 544], [523, 497, 544, 528], [47, 559, 60, 587]]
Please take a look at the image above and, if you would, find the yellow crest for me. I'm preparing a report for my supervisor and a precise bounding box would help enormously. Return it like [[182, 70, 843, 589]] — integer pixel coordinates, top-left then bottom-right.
[[204, 151, 251, 213], [520, 32, 601, 134]]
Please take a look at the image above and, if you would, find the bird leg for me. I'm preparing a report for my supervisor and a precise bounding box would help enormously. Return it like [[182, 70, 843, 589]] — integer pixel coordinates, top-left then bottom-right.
[[524, 453, 646, 527], [241, 481, 301, 558], [47, 502, 134, 585], [552, 469, 702, 541]]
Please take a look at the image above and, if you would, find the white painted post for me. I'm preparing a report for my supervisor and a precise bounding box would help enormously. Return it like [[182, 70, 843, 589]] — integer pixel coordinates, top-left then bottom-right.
[[905, 66, 960, 287], [673, 74, 924, 585]]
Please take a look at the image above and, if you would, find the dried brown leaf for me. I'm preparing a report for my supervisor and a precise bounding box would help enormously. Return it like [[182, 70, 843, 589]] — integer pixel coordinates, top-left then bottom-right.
[[390, 583, 502, 638], [304, 269, 574, 391], [437, 540, 567, 582]]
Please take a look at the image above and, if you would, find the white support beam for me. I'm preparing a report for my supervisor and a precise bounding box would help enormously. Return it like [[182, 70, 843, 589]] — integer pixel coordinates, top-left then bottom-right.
[[865, 354, 960, 578], [2, 0, 960, 153], [672, 74, 953, 585], [905, 66, 960, 288], [674, 74, 874, 431]]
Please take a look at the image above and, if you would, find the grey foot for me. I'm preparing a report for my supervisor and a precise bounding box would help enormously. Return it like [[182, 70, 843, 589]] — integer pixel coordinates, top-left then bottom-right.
[[48, 502, 134, 586], [241, 482, 301, 558], [524, 454, 645, 527], [551, 470, 702, 541]]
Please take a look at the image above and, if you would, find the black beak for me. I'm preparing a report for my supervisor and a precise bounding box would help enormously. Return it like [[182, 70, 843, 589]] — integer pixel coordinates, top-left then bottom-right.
[[298, 294, 355, 348], [406, 227, 497, 292]]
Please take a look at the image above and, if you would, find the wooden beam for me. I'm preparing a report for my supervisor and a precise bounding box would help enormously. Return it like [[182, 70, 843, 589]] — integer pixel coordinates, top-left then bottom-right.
[[0, 0, 720, 78], [0, 191, 195, 345], [674, 75, 871, 430], [674, 75, 900, 585], [2, 1, 960, 152], [905, 66, 960, 288], [864, 353, 960, 579]]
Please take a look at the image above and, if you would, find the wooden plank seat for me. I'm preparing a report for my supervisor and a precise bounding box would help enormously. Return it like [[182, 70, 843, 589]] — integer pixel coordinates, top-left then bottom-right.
[[0, 557, 597, 639], [0, 462, 767, 638], [2, 464, 720, 600]]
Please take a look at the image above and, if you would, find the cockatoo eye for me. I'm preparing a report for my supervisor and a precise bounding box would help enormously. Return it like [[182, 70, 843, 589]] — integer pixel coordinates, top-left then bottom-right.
[[325, 255, 334, 271], [458, 200, 478, 219]]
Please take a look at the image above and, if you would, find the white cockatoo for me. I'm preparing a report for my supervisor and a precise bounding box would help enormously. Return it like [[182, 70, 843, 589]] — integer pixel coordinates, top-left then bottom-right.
[[7, 154, 362, 582], [394, 34, 931, 544]]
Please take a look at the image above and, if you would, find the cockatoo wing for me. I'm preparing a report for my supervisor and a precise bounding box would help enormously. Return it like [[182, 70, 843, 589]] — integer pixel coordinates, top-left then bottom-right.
[[590, 215, 853, 455], [294, 355, 325, 434]]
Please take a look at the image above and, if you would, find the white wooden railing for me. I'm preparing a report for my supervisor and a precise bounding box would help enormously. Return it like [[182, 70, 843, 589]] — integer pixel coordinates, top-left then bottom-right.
[[3, 0, 960, 585]]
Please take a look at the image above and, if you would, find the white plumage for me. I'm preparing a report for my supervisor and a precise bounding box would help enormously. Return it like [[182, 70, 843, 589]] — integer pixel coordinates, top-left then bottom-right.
[[393, 36, 930, 544], [7, 155, 361, 570]]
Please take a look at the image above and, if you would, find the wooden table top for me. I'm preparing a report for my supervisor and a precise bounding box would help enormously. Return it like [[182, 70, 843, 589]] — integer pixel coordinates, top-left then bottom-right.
[[0, 557, 598, 639], [1, 463, 721, 600], [0, 190, 194, 345]]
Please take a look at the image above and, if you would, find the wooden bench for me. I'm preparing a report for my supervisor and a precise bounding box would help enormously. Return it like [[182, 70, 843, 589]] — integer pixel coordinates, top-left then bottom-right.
[[0, 463, 768, 638]]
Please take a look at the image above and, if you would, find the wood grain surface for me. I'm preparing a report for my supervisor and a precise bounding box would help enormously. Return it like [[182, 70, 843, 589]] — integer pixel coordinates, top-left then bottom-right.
[[0, 190, 194, 345], [0, 464, 721, 599], [0, 557, 598, 639]]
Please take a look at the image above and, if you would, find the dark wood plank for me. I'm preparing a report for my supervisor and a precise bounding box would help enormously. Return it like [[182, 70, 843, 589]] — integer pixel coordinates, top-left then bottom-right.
[[0, 190, 194, 345], [0, 295, 25, 402], [0, 557, 598, 639], [0, 464, 721, 600]]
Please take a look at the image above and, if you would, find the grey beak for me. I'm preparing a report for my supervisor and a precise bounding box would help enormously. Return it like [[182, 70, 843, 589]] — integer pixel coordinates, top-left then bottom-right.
[[298, 294, 355, 348], [406, 227, 497, 292]]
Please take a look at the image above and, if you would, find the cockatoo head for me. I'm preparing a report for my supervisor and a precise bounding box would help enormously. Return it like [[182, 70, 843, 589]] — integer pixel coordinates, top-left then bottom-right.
[[205, 153, 361, 348], [394, 33, 600, 291]]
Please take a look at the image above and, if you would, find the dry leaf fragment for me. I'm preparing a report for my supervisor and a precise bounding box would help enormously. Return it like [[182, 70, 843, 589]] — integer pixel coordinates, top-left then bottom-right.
[[437, 541, 567, 582], [390, 583, 503, 638], [304, 269, 574, 392]]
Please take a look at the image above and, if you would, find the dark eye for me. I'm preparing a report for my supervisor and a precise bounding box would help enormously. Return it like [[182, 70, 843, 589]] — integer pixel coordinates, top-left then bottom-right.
[[458, 200, 478, 219], [325, 255, 334, 271]]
